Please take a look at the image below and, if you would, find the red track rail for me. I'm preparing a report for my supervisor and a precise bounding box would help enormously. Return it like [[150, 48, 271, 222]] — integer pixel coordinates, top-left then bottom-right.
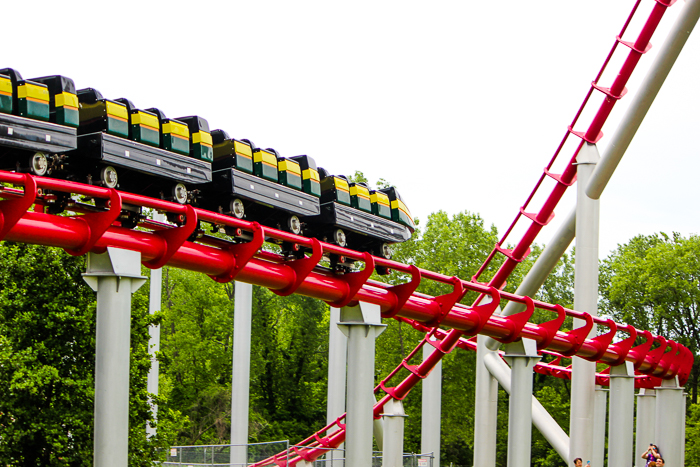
[[0, 3, 686, 465], [0, 168, 691, 465], [0, 171, 690, 379], [246, 1, 685, 464]]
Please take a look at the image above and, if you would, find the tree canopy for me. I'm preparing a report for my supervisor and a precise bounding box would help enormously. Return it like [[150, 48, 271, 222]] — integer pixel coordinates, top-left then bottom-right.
[[1, 214, 698, 466]]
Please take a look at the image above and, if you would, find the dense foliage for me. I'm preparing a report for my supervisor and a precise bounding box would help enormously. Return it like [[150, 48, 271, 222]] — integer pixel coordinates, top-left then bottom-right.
[[0, 243, 180, 465], [0, 215, 697, 466]]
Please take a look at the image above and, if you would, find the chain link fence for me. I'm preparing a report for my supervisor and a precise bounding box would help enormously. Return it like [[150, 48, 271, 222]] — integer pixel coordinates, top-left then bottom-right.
[[161, 440, 289, 466], [160, 442, 434, 466]]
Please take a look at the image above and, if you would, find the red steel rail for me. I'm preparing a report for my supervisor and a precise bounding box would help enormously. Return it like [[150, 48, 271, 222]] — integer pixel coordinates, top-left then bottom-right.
[[0, 4, 684, 465], [0, 169, 691, 467], [246, 0, 686, 464]]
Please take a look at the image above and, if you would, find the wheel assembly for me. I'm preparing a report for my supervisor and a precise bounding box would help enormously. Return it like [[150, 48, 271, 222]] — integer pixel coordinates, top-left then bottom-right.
[[28, 152, 49, 176], [100, 165, 118, 188]]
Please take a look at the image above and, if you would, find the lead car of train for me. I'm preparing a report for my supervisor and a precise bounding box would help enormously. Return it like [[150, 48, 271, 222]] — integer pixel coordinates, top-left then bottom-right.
[[0, 68, 414, 273]]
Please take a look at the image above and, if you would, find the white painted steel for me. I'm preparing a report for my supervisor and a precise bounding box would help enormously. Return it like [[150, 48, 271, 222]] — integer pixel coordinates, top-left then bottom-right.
[[146, 266, 162, 437], [635, 389, 656, 467], [587, 0, 700, 200], [682, 391, 687, 467], [338, 302, 386, 467], [592, 386, 607, 467], [569, 143, 600, 466], [655, 377, 684, 467], [230, 281, 253, 467], [326, 306, 348, 463], [146, 211, 165, 438], [483, 352, 569, 462], [374, 392, 384, 450], [382, 398, 407, 467], [474, 335, 499, 467], [484, 210, 576, 352], [83, 248, 146, 467], [608, 362, 635, 467], [504, 339, 541, 467], [476, 1, 700, 459], [422, 337, 442, 467]]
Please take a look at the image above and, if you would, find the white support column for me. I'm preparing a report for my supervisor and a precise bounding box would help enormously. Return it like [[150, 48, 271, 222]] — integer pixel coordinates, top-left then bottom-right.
[[569, 143, 600, 466], [230, 281, 253, 467], [655, 377, 684, 467], [608, 362, 635, 467], [587, 0, 700, 201], [635, 389, 656, 467], [483, 353, 569, 462], [382, 398, 407, 467], [681, 391, 687, 467], [83, 247, 146, 467], [146, 212, 165, 437], [338, 302, 386, 467], [327, 306, 348, 463], [373, 392, 384, 451], [503, 338, 541, 467], [592, 386, 607, 467], [474, 335, 499, 467], [146, 265, 162, 437], [422, 339, 442, 467]]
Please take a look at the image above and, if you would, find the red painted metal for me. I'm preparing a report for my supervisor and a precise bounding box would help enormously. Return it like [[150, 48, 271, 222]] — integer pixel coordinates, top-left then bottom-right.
[[1, 187, 688, 381], [0, 4, 688, 464], [273, 238, 323, 297], [65, 189, 122, 257], [382, 265, 421, 319]]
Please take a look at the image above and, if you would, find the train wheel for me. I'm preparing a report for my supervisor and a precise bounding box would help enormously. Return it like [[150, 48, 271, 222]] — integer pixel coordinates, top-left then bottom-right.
[[287, 215, 302, 235], [379, 242, 392, 260], [28, 152, 49, 176], [172, 183, 188, 204], [333, 228, 347, 247], [100, 165, 119, 188], [230, 198, 245, 219]]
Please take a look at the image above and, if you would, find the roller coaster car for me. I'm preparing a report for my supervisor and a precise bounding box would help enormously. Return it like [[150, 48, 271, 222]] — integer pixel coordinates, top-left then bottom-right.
[[205, 132, 320, 241], [0, 68, 77, 176], [304, 168, 414, 274], [70, 92, 211, 208]]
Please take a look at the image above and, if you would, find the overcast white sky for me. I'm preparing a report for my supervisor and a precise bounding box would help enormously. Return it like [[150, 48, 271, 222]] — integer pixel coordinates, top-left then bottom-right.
[[4, 0, 699, 259]]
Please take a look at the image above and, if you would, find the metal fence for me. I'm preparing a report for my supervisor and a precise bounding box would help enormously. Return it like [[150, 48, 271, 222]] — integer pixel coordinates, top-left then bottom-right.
[[161, 440, 289, 466], [160, 442, 434, 467]]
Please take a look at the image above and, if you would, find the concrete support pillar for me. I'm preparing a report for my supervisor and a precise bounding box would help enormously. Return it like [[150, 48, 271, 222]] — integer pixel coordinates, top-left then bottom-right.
[[422, 339, 442, 467], [230, 281, 253, 467], [635, 389, 656, 467], [569, 143, 600, 466], [655, 377, 684, 467], [681, 392, 687, 467], [327, 306, 348, 463], [338, 302, 386, 467], [83, 247, 146, 467], [474, 335, 499, 467], [504, 338, 541, 467], [146, 213, 165, 438], [146, 263, 162, 438], [373, 393, 384, 451], [608, 362, 635, 467], [382, 398, 407, 467], [592, 386, 607, 467], [483, 353, 569, 462]]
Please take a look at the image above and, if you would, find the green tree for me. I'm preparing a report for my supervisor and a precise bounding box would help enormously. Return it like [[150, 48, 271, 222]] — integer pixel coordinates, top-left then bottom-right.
[[0, 243, 175, 465], [159, 267, 234, 445], [159, 269, 331, 446], [0, 243, 95, 464], [600, 233, 700, 402], [686, 402, 700, 465]]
